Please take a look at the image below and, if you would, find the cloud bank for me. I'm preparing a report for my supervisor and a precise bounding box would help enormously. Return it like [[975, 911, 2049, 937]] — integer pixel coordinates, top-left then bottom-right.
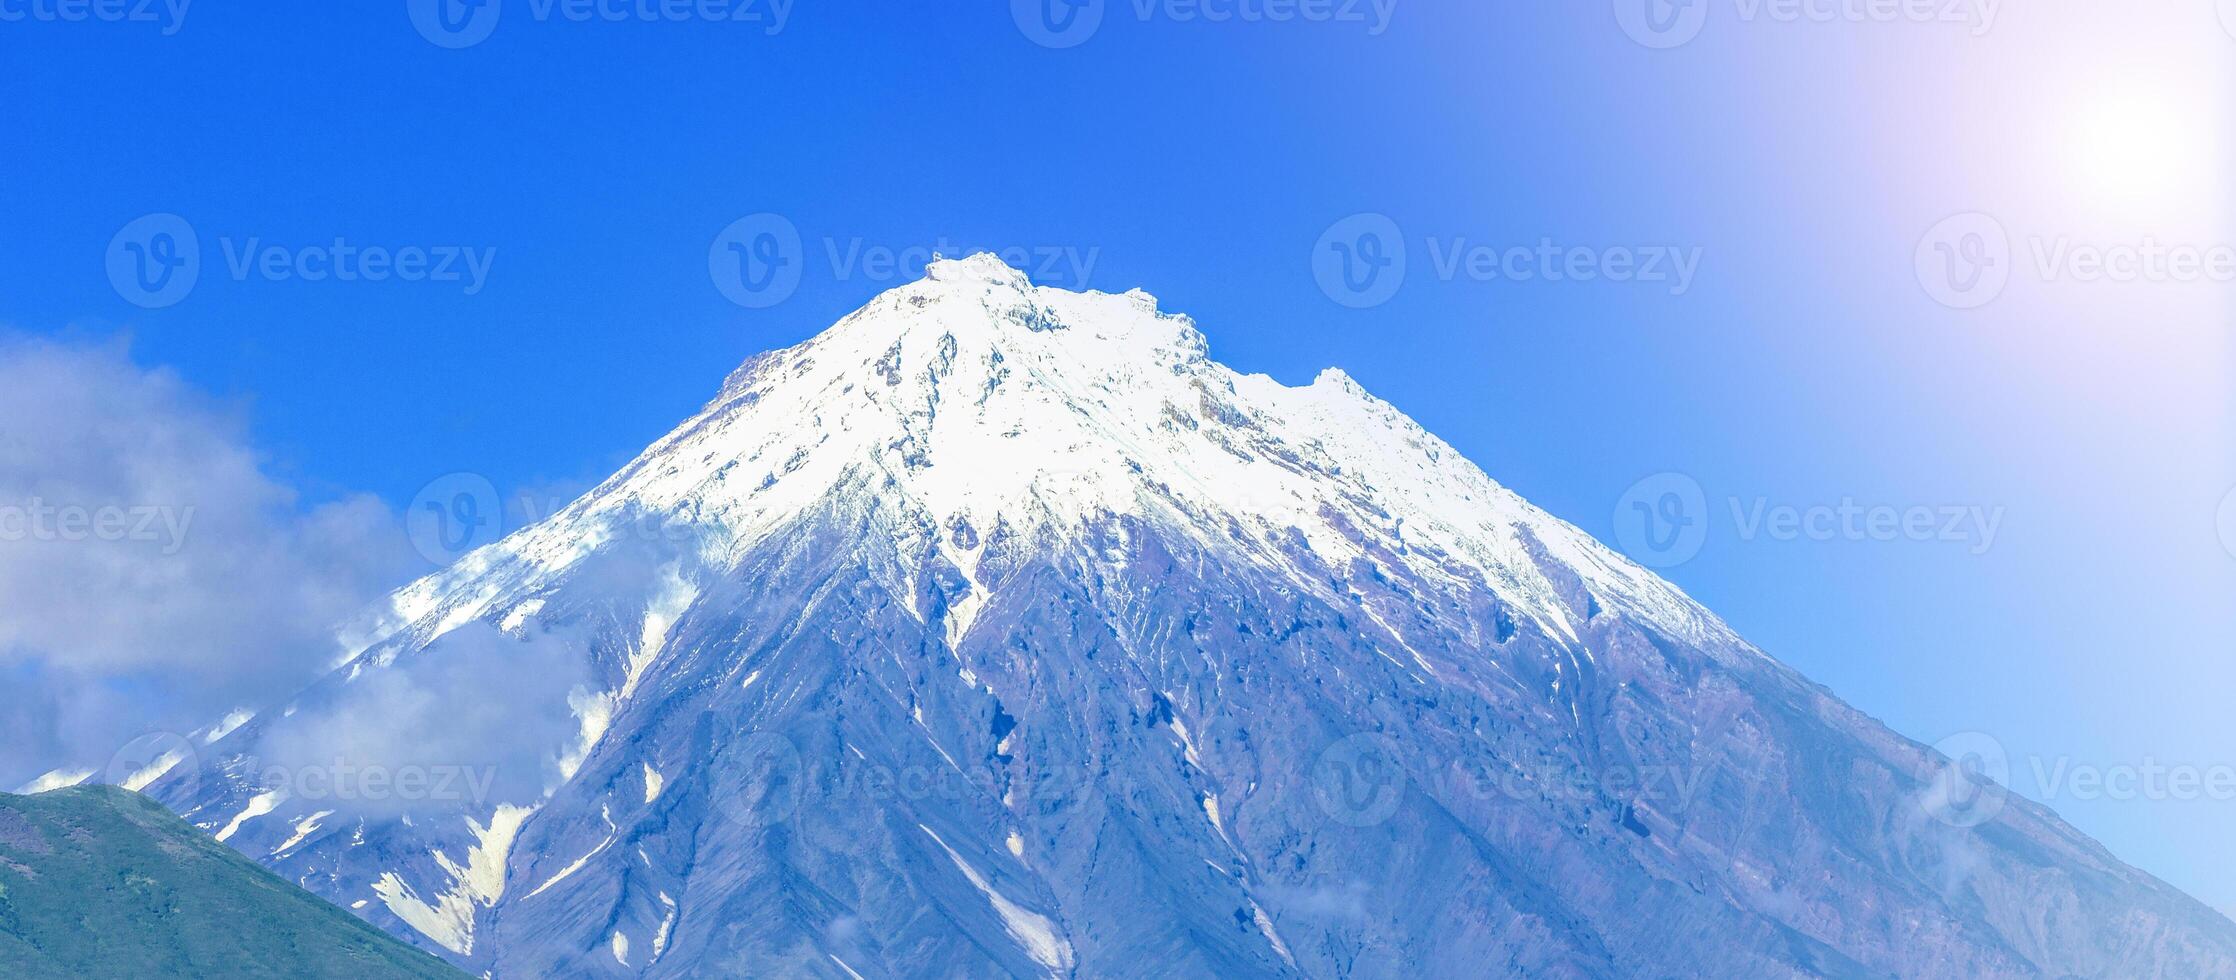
[[0, 336, 414, 789], [251, 622, 592, 817]]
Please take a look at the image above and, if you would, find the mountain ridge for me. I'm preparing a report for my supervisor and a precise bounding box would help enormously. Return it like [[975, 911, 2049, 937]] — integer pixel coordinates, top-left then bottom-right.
[[103, 253, 2236, 977]]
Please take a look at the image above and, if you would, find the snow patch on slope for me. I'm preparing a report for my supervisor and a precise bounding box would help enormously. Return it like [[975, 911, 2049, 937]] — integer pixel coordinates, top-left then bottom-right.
[[120, 746, 190, 793], [372, 804, 534, 956], [626, 563, 697, 699], [524, 836, 610, 900], [920, 824, 1074, 975], [272, 809, 335, 856], [202, 708, 255, 744], [651, 891, 678, 962], [215, 789, 285, 843], [499, 598, 545, 633], [16, 768, 92, 794]]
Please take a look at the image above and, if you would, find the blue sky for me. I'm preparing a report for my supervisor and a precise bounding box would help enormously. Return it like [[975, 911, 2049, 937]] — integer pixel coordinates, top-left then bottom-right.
[[4, 1, 2232, 911]]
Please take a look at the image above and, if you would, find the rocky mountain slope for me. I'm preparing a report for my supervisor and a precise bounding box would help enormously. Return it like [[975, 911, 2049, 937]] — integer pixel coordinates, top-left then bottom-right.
[[106, 254, 2236, 977]]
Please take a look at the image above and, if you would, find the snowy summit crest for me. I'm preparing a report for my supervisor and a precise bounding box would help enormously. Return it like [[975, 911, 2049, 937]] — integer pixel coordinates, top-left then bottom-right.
[[386, 250, 1726, 659]]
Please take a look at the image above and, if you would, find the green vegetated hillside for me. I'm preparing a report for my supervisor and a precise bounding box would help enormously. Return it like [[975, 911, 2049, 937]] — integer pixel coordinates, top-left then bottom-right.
[[0, 784, 461, 980]]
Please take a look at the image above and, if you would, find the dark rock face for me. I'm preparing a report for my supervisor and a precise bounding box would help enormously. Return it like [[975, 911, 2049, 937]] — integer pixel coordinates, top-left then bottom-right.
[[135, 256, 2236, 978]]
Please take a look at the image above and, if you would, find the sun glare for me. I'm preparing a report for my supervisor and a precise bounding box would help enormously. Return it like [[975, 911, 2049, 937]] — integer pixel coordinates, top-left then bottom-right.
[[2062, 81, 2212, 218]]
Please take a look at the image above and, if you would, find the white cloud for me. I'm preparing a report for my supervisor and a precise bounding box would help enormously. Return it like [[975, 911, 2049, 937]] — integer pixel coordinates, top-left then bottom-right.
[[251, 622, 591, 818], [0, 336, 414, 789]]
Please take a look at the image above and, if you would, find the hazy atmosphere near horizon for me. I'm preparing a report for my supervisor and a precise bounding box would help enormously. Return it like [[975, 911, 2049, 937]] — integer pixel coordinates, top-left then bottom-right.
[[3, 3, 2233, 977]]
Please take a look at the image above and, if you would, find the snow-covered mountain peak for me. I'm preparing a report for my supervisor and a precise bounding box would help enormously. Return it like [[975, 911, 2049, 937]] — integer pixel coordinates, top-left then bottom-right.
[[920, 250, 1033, 287], [377, 253, 1730, 665], [157, 255, 2236, 980]]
